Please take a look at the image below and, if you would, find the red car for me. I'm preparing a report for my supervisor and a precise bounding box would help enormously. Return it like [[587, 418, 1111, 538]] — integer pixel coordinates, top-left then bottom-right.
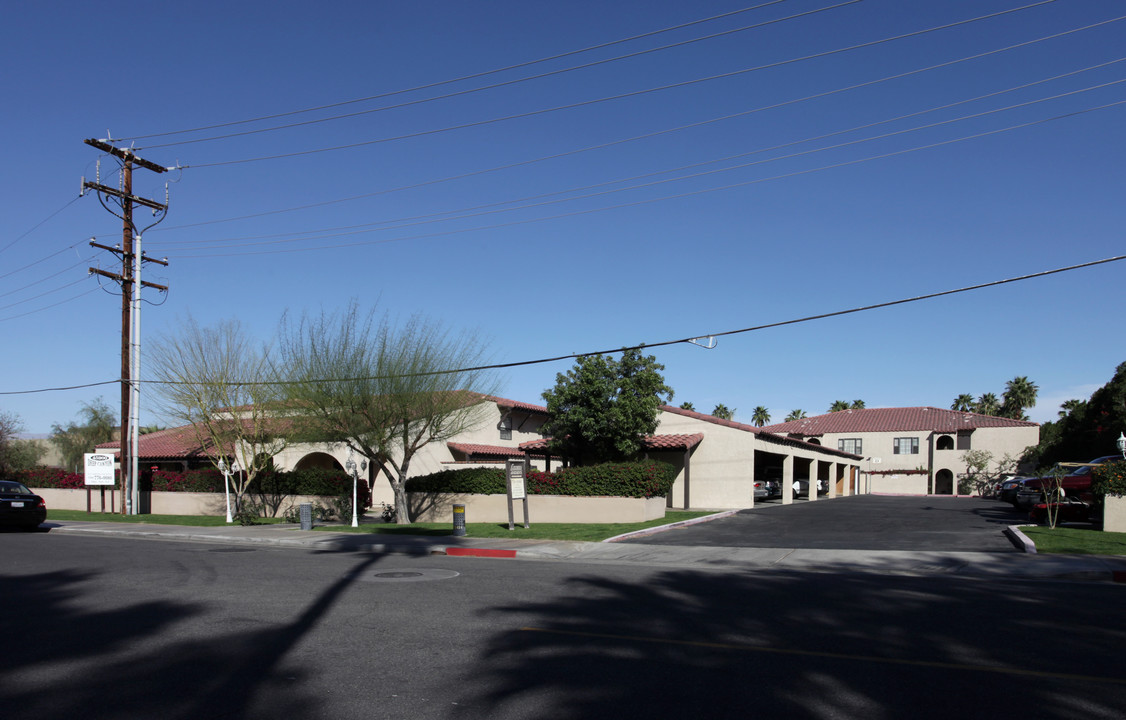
[[1030, 497, 1092, 524]]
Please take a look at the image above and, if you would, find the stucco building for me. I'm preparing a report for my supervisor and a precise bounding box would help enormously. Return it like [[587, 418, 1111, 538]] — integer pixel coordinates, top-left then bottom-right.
[[761, 407, 1040, 495]]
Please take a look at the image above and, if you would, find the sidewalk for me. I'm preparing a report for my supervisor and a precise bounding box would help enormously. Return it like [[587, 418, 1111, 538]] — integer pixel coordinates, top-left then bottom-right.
[[40, 519, 1126, 583]]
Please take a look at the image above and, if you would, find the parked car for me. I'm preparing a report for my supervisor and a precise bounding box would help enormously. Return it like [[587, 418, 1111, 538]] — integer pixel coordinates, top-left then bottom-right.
[[753, 479, 770, 500], [1015, 456, 1119, 510], [998, 476, 1027, 505], [1030, 497, 1094, 525], [0, 480, 47, 530]]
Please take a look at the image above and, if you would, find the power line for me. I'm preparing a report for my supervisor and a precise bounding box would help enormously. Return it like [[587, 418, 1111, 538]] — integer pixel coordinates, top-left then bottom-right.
[[147, 67, 1126, 252], [161, 99, 1126, 259], [176, 1, 1069, 169], [146, 22, 1125, 237], [0, 197, 81, 256], [112, 1, 805, 143], [138, 1, 860, 150], [3, 253, 1121, 394]]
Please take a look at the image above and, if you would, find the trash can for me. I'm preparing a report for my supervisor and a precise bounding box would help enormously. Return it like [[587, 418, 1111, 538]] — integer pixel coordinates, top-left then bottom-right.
[[452, 504, 466, 536], [299, 503, 313, 531]]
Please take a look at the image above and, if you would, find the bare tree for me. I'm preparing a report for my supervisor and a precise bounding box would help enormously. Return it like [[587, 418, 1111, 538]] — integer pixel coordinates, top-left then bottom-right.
[[147, 317, 286, 515], [279, 303, 499, 524], [1, 411, 45, 478]]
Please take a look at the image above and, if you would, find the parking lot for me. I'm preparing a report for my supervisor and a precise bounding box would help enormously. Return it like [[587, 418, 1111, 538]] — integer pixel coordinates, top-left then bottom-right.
[[628, 495, 1029, 552]]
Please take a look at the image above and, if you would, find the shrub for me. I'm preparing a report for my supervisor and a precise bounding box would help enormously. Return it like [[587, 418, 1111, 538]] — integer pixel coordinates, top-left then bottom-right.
[[405, 468, 507, 494], [148, 468, 224, 493], [406, 461, 676, 499], [15, 467, 94, 489], [1093, 460, 1126, 498]]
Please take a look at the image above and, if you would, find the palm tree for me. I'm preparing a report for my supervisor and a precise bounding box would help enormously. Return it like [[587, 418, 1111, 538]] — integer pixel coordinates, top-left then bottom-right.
[[951, 394, 975, 412], [850, 399, 865, 409], [829, 400, 850, 412], [712, 404, 735, 420], [1058, 399, 1086, 419], [975, 392, 1001, 416], [1001, 376, 1039, 419], [785, 409, 807, 422], [679, 401, 695, 411], [751, 406, 771, 426]]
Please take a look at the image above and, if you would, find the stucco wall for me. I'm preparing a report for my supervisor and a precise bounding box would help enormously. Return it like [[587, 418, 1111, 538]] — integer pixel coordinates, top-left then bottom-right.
[[654, 412, 755, 508], [408, 492, 666, 524]]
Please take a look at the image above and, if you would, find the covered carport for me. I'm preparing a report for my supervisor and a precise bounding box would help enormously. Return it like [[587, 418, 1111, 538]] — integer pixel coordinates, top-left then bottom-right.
[[752, 433, 862, 507]]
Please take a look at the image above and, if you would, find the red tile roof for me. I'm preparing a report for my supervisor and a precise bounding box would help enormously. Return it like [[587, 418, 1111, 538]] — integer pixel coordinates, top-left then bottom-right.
[[761, 406, 1038, 436], [519, 434, 704, 453], [659, 405, 765, 434], [97, 424, 218, 459], [447, 442, 527, 459]]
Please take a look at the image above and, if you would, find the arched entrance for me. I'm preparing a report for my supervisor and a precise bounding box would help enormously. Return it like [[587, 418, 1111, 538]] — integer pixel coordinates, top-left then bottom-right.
[[934, 469, 954, 495], [294, 452, 345, 472]]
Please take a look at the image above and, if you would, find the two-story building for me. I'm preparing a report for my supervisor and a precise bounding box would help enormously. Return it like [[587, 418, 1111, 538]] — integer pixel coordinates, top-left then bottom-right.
[[761, 407, 1039, 495]]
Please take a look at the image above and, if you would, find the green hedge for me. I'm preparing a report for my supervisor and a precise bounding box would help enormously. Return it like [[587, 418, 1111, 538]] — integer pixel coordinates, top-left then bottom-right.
[[406, 461, 676, 499], [1093, 460, 1126, 498]]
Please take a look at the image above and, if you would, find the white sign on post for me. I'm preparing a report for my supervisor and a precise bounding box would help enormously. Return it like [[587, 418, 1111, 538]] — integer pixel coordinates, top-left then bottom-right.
[[84, 453, 116, 486]]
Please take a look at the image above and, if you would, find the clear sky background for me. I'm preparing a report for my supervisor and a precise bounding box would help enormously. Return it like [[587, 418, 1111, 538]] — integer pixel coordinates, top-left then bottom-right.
[[2, 0, 1124, 435]]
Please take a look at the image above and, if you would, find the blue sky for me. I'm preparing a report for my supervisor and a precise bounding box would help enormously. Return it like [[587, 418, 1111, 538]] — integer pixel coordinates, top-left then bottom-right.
[[2, 0, 1124, 435]]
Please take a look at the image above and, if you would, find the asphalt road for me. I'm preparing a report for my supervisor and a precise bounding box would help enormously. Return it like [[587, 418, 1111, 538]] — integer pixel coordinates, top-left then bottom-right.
[[3, 533, 1124, 720], [628, 495, 1030, 551]]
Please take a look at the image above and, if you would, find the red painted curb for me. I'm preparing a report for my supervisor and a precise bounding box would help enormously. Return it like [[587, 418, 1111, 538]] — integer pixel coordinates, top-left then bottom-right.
[[445, 547, 517, 558]]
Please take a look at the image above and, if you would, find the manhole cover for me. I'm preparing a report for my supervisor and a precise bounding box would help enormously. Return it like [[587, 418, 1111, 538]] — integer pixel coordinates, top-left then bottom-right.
[[356, 569, 460, 583]]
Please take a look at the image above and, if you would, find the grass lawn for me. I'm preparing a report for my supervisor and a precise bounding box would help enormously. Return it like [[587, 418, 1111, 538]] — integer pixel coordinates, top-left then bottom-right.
[[1018, 524, 1126, 555], [47, 510, 289, 527], [47, 509, 715, 542]]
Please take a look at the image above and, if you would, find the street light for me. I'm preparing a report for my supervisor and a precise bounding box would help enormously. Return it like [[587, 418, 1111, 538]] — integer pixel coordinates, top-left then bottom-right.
[[1117, 431, 1125, 459], [218, 458, 233, 523], [345, 450, 367, 528]]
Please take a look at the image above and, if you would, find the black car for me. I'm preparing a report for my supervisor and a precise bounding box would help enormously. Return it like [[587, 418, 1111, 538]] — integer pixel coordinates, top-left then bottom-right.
[[0, 480, 47, 530]]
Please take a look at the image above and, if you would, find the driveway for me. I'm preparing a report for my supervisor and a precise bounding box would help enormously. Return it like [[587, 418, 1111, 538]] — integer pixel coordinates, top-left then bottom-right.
[[628, 495, 1028, 552]]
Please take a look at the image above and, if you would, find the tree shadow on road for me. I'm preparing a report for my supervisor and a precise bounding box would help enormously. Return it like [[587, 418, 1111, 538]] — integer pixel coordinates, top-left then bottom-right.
[[465, 565, 1126, 719], [1, 551, 383, 720]]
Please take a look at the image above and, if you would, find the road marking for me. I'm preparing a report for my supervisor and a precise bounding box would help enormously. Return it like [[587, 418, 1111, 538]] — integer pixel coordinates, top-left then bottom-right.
[[519, 627, 1126, 685]]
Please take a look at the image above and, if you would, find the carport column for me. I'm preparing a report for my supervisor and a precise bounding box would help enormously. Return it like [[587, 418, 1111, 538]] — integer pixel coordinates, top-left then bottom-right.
[[808, 460, 819, 502], [781, 454, 794, 505], [828, 462, 837, 498]]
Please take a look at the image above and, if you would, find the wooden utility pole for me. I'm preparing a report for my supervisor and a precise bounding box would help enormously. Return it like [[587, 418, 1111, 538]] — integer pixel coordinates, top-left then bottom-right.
[[83, 139, 168, 514]]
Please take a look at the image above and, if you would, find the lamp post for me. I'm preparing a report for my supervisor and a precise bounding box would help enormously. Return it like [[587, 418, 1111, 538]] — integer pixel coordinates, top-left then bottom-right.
[[1117, 432, 1125, 459], [218, 458, 233, 523], [345, 451, 366, 528]]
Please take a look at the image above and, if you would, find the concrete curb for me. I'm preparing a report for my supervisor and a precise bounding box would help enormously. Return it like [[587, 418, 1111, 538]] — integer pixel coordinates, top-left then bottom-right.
[[1005, 524, 1037, 554]]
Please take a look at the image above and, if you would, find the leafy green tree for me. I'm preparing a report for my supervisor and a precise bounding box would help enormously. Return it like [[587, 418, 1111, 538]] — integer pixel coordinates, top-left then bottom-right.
[[678, 401, 695, 411], [951, 394, 975, 412], [50, 398, 118, 472], [1025, 361, 1126, 468], [1001, 376, 1038, 420], [751, 406, 771, 426], [711, 404, 735, 421], [975, 393, 1001, 416], [1, 411, 45, 479], [850, 399, 866, 409], [785, 409, 807, 422], [829, 400, 850, 412], [281, 303, 500, 523], [542, 348, 673, 465]]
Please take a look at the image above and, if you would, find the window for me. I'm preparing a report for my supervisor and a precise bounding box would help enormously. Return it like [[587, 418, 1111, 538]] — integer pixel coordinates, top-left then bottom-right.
[[893, 437, 919, 455], [956, 431, 972, 450], [936, 435, 954, 450], [499, 415, 512, 440], [838, 438, 862, 455]]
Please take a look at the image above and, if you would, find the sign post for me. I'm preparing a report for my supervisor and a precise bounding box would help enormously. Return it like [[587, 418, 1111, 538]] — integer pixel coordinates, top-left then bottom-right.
[[84, 453, 116, 514], [505, 459, 529, 530]]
